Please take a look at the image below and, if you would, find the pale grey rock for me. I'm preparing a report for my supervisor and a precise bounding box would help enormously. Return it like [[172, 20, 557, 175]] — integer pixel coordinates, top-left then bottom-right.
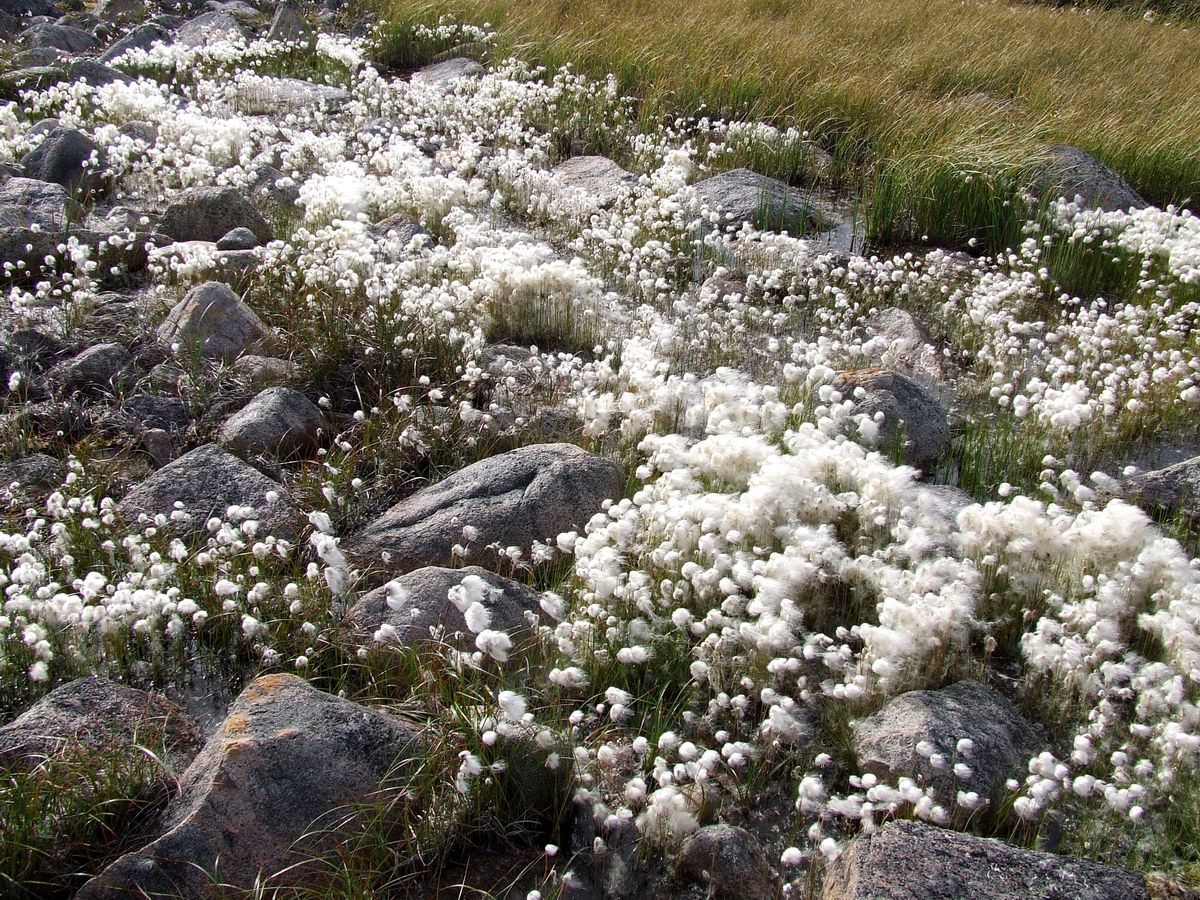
[[552, 155, 637, 210], [12, 44, 61, 65], [692, 167, 826, 235], [247, 163, 300, 216], [344, 443, 624, 582], [77, 674, 418, 900], [21, 21, 97, 51], [100, 22, 172, 63], [231, 354, 298, 387], [266, 0, 309, 42], [65, 57, 132, 87], [0, 176, 69, 230], [96, 0, 142, 20], [174, 9, 244, 46], [411, 56, 483, 87], [347, 565, 545, 649], [863, 307, 953, 389], [47, 342, 136, 397], [218, 386, 325, 459], [1123, 455, 1200, 521], [0, 676, 199, 765], [831, 368, 948, 474], [1029, 145, 1147, 212], [822, 820, 1148, 900], [675, 824, 775, 900], [20, 126, 107, 195], [215, 226, 258, 251], [159, 185, 273, 245], [117, 442, 302, 538], [232, 77, 350, 116], [157, 281, 269, 362], [853, 680, 1039, 808]]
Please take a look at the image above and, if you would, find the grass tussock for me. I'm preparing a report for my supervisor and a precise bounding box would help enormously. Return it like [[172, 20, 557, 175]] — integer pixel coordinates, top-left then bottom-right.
[[375, 0, 1200, 247]]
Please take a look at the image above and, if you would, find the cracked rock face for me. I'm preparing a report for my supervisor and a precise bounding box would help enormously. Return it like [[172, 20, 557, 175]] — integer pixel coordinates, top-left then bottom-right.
[[343, 442, 625, 583], [77, 674, 419, 900]]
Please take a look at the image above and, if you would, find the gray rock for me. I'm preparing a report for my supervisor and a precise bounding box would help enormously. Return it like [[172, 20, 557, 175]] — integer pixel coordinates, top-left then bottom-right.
[[174, 9, 244, 46], [65, 57, 132, 87], [692, 167, 826, 235], [231, 353, 298, 387], [215, 225, 258, 250], [116, 394, 192, 431], [0, 452, 64, 489], [675, 824, 775, 900], [149, 239, 260, 286], [863, 307, 952, 389], [218, 386, 324, 459], [20, 21, 97, 52], [117, 443, 302, 539], [8, 326, 66, 368], [0, 676, 199, 765], [411, 56, 483, 87], [47, 342, 136, 397], [100, 22, 172, 63], [344, 443, 624, 581], [0, 176, 69, 230], [266, 0, 309, 41], [822, 820, 1148, 900], [696, 274, 753, 305], [1123, 454, 1200, 520], [369, 211, 425, 247], [1029, 144, 1147, 212], [157, 281, 269, 362], [20, 126, 107, 195], [232, 77, 350, 116], [552, 156, 637, 210], [853, 680, 1039, 809], [831, 368, 948, 474], [158, 185, 273, 245], [347, 565, 545, 649], [77, 674, 418, 900], [96, 0, 142, 20], [12, 44, 61, 65], [0, 0, 58, 16], [142, 427, 176, 466], [0, 64, 63, 94], [0, 227, 58, 279]]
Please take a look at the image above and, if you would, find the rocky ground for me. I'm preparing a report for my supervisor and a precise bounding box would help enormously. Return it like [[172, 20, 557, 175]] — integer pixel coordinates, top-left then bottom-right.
[[1, 0, 1200, 897]]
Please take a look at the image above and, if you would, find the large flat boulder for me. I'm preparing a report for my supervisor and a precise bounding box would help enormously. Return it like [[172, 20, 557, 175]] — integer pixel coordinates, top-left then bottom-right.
[[77, 674, 418, 899], [1029, 144, 1147, 212], [343, 443, 624, 582], [552, 155, 638, 210], [116, 443, 302, 539], [822, 820, 1148, 900], [853, 680, 1039, 809]]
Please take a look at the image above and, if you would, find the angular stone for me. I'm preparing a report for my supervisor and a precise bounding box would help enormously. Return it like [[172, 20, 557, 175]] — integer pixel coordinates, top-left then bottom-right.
[[1029, 144, 1147, 212], [0, 676, 199, 765], [115, 394, 192, 432], [0, 452, 64, 489], [0, 0, 58, 15], [411, 56, 483, 87], [116, 443, 302, 539], [20, 126, 107, 195], [369, 211, 425, 247], [1122, 455, 1200, 521], [157, 280, 269, 362], [159, 185, 272, 245], [47, 342, 136, 397], [267, 0, 309, 42], [344, 443, 624, 582], [831, 368, 949, 474], [100, 21, 172, 63], [233, 77, 349, 116], [863, 307, 952, 388], [20, 21, 98, 52], [12, 44, 61, 66], [218, 386, 325, 460], [247, 163, 300, 216], [0, 176, 69, 230], [822, 820, 1148, 900], [215, 226, 258, 250], [347, 565, 546, 649], [692, 167, 825, 235], [675, 824, 775, 900], [174, 9, 244, 47], [552, 155, 637, 210], [231, 354, 298, 387], [65, 57, 132, 87], [77, 674, 418, 900], [853, 680, 1039, 809]]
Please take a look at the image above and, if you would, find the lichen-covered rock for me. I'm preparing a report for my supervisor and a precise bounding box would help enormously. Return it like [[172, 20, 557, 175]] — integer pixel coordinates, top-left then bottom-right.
[[691, 167, 827, 235], [822, 820, 1148, 900], [552, 155, 638, 210], [852, 680, 1039, 809], [47, 342, 137, 398], [675, 824, 775, 900], [215, 226, 258, 251], [157, 280, 270, 362], [231, 354, 299, 387], [832, 368, 949, 474], [116, 443, 302, 539], [100, 21, 172, 64], [77, 674, 418, 900], [0, 677, 199, 765], [347, 565, 546, 649], [218, 386, 325, 460], [158, 185, 273, 246], [344, 443, 624, 582]]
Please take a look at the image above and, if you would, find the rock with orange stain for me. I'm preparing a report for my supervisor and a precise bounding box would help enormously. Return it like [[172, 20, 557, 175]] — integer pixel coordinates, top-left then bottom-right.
[[77, 673, 417, 900]]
